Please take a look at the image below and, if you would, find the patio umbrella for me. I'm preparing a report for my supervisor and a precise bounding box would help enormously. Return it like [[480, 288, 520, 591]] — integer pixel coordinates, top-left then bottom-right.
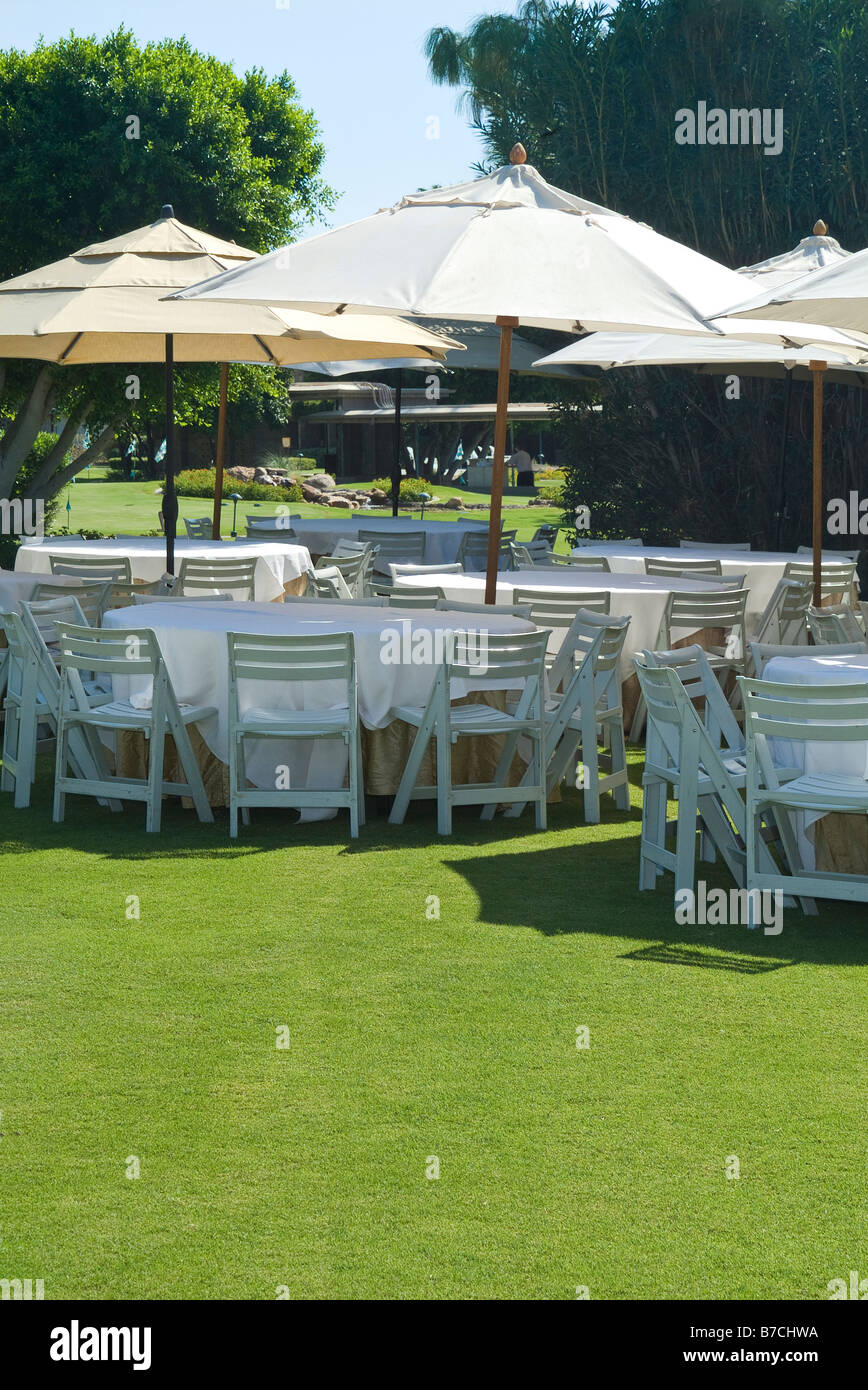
[[0, 207, 458, 570], [535, 224, 868, 567], [712, 230, 868, 600], [176, 145, 815, 601]]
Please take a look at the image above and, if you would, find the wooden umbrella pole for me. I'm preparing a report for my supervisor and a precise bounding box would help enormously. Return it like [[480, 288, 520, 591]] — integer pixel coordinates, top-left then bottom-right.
[[810, 361, 827, 607], [485, 317, 518, 605], [212, 363, 229, 540], [392, 369, 403, 518], [163, 332, 179, 575]]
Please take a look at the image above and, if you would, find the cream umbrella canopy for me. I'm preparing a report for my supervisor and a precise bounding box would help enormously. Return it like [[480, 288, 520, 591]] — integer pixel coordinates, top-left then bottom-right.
[[0, 206, 458, 569], [534, 223, 868, 570], [173, 145, 790, 601], [708, 225, 868, 599]]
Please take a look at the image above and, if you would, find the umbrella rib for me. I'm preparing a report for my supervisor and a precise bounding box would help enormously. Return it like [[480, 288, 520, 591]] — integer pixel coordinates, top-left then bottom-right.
[[59, 332, 83, 362], [254, 334, 278, 364]]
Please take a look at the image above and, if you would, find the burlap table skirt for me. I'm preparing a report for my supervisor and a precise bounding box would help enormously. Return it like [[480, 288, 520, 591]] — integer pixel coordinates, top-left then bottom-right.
[[115, 690, 528, 810], [810, 816, 868, 874]]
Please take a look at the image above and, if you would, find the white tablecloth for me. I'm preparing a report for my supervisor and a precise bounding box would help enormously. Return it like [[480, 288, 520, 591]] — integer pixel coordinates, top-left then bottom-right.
[[0, 569, 87, 614], [569, 545, 813, 632], [287, 518, 487, 568], [103, 599, 533, 792], [762, 652, 868, 866], [764, 652, 868, 782], [15, 538, 313, 602], [393, 569, 727, 679]]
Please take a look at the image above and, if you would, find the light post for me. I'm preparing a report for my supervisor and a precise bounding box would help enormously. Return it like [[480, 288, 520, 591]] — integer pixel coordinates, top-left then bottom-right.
[[229, 492, 242, 538]]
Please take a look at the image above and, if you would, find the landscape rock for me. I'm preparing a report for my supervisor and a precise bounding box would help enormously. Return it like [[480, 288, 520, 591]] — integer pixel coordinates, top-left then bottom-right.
[[327, 494, 353, 508], [307, 473, 337, 492], [444, 496, 464, 510], [227, 466, 256, 483]]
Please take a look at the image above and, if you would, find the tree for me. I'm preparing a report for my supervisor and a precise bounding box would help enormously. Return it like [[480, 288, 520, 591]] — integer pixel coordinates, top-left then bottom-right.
[[0, 28, 334, 506], [426, 0, 868, 547]]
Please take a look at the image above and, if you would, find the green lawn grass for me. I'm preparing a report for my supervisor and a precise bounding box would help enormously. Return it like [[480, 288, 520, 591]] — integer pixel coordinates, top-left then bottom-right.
[[0, 755, 864, 1300], [55, 475, 569, 548]]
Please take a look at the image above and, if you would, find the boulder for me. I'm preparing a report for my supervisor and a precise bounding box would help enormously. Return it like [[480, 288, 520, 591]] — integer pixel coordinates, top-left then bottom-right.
[[327, 494, 353, 508], [444, 496, 464, 510], [227, 466, 255, 483], [307, 473, 337, 492], [301, 483, 325, 503]]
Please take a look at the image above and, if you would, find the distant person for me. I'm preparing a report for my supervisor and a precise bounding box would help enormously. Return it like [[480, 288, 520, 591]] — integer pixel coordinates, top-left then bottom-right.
[[511, 434, 536, 487]]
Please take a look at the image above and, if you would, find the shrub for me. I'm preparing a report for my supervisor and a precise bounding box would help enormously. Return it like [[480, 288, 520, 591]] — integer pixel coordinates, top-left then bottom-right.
[[174, 469, 302, 503], [371, 475, 430, 507]]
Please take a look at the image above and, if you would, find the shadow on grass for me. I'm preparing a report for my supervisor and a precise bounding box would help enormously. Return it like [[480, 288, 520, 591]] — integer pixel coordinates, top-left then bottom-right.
[[442, 837, 868, 968], [620, 943, 789, 974]]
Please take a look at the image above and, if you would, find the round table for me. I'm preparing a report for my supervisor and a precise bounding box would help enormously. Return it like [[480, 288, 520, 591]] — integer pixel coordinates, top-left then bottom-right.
[[393, 568, 730, 681], [15, 538, 313, 603], [103, 599, 534, 801], [568, 545, 824, 632], [763, 651, 868, 872], [286, 518, 487, 569]]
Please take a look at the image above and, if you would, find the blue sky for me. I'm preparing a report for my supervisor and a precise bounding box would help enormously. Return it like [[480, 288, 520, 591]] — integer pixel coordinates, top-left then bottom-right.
[[4, 0, 528, 232]]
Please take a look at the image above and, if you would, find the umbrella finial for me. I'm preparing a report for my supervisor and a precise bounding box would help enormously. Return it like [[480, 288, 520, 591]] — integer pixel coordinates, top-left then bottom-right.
[[509, 143, 527, 165], [813, 219, 828, 236], [160, 204, 175, 220]]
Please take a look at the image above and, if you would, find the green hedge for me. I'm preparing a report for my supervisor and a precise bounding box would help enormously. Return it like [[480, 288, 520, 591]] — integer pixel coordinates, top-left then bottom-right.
[[174, 469, 302, 503], [371, 476, 431, 507]]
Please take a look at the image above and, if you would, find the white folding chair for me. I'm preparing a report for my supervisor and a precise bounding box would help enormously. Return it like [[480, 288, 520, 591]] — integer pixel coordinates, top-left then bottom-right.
[[1, 609, 114, 809], [177, 556, 257, 602], [227, 630, 363, 838], [750, 578, 812, 647], [574, 537, 642, 547], [784, 559, 858, 605], [314, 551, 371, 598], [749, 639, 864, 678], [389, 628, 550, 834], [31, 579, 112, 624], [52, 622, 215, 832], [359, 529, 426, 565], [634, 657, 806, 909], [306, 567, 353, 601], [49, 554, 132, 584], [680, 539, 751, 550], [387, 587, 446, 608], [132, 592, 233, 604], [184, 517, 213, 539], [740, 676, 868, 912], [501, 612, 631, 824], [807, 604, 866, 647], [434, 598, 533, 621], [645, 555, 723, 578]]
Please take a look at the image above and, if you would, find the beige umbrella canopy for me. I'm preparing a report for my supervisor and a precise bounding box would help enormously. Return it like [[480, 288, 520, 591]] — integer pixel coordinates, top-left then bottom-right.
[[0, 207, 457, 564]]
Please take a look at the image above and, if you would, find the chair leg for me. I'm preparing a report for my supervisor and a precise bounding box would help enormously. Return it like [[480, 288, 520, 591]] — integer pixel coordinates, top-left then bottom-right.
[[52, 718, 67, 824], [228, 732, 240, 838], [1, 702, 17, 794], [581, 716, 601, 824], [629, 692, 647, 742], [389, 714, 433, 826], [674, 774, 698, 896], [609, 719, 630, 812], [436, 729, 452, 835], [533, 728, 547, 831], [171, 718, 214, 824], [145, 723, 165, 833], [348, 729, 360, 839], [639, 777, 666, 890], [13, 698, 39, 810]]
